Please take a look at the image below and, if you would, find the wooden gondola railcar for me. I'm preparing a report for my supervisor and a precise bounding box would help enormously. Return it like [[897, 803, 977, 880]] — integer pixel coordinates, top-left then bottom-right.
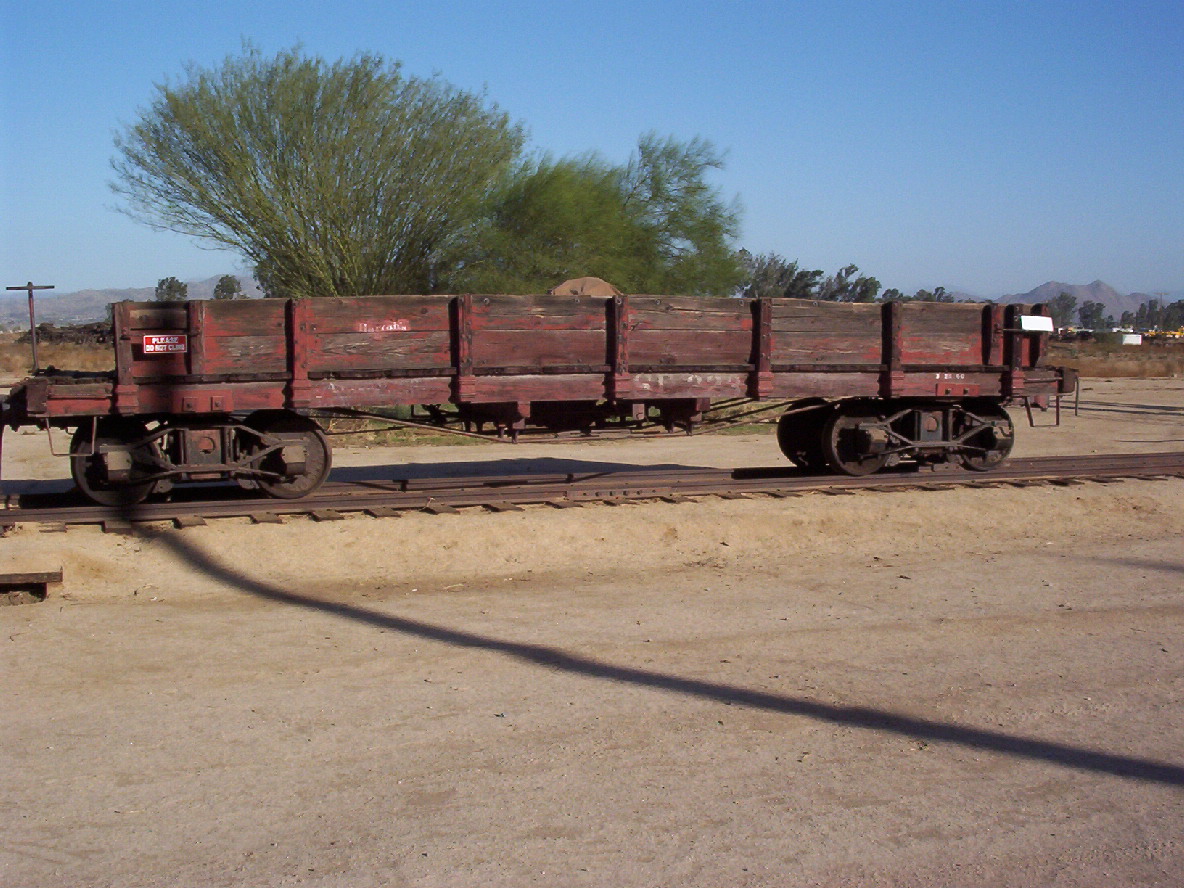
[[0, 294, 1074, 504]]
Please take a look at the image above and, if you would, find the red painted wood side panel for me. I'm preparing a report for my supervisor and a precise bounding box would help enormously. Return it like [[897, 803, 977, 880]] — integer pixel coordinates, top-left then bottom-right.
[[628, 297, 753, 367], [472, 330, 608, 369], [629, 299, 748, 369], [468, 296, 607, 370], [769, 300, 883, 365], [308, 331, 453, 373], [35, 296, 1065, 425], [900, 302, 985, 365], [199, 334, 289, 375], [305, 296, 453, 333], [132, 382, 286, 414], [630, 372, 749, 399], [471, 294, 607, 331], [629, 331, 753, 367], [306, 377, 454, 408], [767, 372, 882, 399], [469, 374, 606, 402]]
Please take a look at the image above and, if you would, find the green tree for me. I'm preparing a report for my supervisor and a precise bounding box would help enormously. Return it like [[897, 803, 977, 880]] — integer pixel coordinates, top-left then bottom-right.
[[212, 274, 246, 300], [1049, 291, 1078, 328], [112, 45, 525, 298], [619, 134, 742, 294], [459, 135, 742, 296], [738, 252, 823, 299], [458, 155, 651, 293], [913, 286, 953, 303], [154, 276, 188, 302], [1078, 300, 1106, 330], [817, 264, 881, 302]]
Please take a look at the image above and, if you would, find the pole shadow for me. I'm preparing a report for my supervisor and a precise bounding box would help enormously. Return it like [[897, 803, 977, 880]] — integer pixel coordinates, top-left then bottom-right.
[[137, 525, 1184, 789]]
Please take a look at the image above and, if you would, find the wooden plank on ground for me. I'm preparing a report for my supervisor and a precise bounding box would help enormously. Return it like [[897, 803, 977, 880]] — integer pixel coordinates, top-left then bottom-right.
[[364, 507, 402, 519]]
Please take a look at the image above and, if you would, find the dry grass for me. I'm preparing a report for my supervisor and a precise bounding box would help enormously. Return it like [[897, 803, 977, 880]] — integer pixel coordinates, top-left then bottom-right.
[[1048, 340, 1184, 378], [0, 335, 113, 378], [322, 414, 484, 447]]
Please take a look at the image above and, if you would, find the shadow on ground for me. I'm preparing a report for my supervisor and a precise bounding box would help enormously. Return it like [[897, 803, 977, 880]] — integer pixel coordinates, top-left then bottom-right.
[[136, 524, 1184, 790]]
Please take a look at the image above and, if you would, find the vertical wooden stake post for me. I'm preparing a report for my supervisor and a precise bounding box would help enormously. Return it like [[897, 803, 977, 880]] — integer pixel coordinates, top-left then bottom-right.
[[6, 281, 54, 373]]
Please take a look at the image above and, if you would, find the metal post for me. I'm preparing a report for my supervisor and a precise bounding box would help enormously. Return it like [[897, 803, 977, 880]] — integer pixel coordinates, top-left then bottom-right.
[[6, 281, 54, 373]]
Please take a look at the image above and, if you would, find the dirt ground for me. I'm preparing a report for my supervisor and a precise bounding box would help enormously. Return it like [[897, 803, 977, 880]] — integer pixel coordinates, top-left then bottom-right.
[[2, 379, 1183, 887]]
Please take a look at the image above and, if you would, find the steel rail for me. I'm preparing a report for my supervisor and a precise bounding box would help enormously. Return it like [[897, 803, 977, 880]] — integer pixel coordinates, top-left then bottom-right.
[[3, 452, 1183, 531]]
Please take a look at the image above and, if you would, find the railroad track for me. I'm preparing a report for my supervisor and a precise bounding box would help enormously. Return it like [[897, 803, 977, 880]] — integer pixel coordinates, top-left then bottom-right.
[[4, 451, 1183, 532]]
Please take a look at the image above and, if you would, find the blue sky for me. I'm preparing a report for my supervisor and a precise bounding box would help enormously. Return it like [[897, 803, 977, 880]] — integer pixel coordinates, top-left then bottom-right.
[[3, 0, 1182, 297]]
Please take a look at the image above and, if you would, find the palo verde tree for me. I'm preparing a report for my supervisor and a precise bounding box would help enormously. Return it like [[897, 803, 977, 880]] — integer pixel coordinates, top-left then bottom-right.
[[459, 134, 742, 296], [112, 45, 525, 298]]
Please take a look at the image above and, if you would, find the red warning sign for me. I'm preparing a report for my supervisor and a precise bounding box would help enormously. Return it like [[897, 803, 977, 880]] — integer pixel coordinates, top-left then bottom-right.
[[143, 334, 188, 354]]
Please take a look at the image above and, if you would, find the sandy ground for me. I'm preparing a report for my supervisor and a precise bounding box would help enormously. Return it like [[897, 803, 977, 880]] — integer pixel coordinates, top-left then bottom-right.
[[2, 379, 1183, 887]]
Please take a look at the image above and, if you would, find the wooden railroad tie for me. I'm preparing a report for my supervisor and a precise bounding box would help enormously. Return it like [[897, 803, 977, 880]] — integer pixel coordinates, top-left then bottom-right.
[[0, 568, 63, 604]]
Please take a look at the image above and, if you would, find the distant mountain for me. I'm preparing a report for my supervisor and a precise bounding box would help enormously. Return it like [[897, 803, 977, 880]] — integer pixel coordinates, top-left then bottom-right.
[[0, 275, 262, 327], [997, 280, 1157, 321]]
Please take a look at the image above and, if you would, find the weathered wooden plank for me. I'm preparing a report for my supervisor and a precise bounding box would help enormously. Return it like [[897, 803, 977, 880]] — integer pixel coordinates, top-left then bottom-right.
[[364, 507, 401, 519], [45, 383, 113, 399], [131, 354, 188, 380], [469, 374, 606, 402], [772, 333, 883, 365], [305, 376, 454, 408], [200, 335, 289, 374], [310, 331, 452, 371], [133, 382, 285, 414], [899, 301, 984, 332], [0, 569, 63, 585], [629, 330, 752, 366], [126, 306, 187, 330], [201, 299, 287, 335], [472, 295, 607, 331], [630, 309, 752, 332], [900, 336, 982, 365], [630, 372, 749, 398], [629, 295, 750, 314], [472, 330, 607, 368], [769, 299, 881, 329], [307, 296, 453, 334], [767, 372, 880, 399]]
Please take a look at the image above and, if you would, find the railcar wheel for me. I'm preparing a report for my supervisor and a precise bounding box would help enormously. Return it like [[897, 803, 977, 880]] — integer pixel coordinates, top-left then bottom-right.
[[776, 401, 831, 471], [958, 404, 1014, 471], [822, 403, 889, 476], [70, 419, 159, 506], [245, 412, 332, 499]]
